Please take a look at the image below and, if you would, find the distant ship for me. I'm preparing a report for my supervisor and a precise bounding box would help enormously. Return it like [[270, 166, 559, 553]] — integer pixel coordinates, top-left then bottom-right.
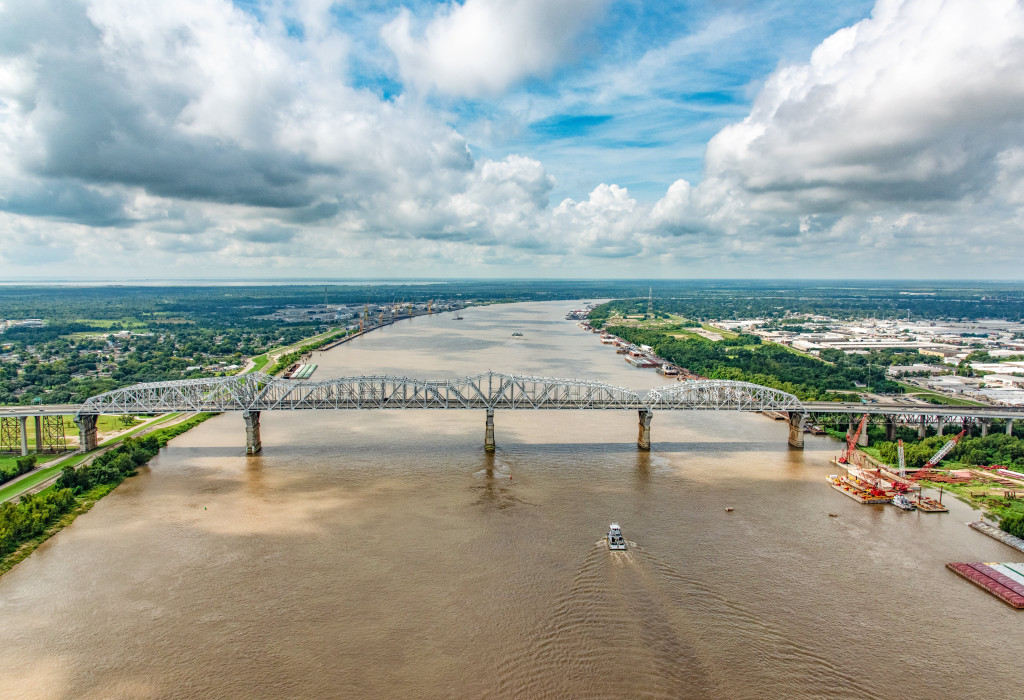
[[454, 314, 463, 320], [511, 331, 523, 336]]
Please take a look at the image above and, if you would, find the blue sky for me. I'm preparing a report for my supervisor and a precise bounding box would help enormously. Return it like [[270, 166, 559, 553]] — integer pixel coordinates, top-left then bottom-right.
[[0, 0, 1022, 279]]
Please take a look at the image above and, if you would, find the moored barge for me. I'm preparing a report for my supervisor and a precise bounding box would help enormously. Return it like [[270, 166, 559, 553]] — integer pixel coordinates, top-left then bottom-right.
[[947, 562, 1024, 609]]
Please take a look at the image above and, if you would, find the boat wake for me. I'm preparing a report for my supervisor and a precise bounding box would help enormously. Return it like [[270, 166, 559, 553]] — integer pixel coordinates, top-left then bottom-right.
[[493, 541, 885, 699], [494, 542, 716, 699]]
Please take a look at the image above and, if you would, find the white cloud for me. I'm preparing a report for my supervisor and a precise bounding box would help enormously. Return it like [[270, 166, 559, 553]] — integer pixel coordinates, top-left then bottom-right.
[[649, 0, 1024, 272], [382, 0, 609, 97], [2, 0, 1023, 279], [553, 184, 642, 257]]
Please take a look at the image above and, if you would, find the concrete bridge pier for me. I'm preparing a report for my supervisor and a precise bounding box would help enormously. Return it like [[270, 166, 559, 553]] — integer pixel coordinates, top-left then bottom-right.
[[980, 419, 989, 438], [34, 416, 43, 452], [885, 416, 897, 442], [858, 418, 870, 446], [244, 411, 262, 455], [74, 414, 98, 453], [637, 409, 652, 451], [1008, 419, 1015, 436], [19, 416, 28, 456], [787, 413, 805, 449], [918, 416, 927, 439], [936, 416, 945, 436], [484, 409, 495, 452]]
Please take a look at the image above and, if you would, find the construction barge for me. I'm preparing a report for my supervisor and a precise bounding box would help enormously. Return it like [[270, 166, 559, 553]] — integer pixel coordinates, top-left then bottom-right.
[[826, 473, 892, 504], [947, 562, 1024, 609], [827, 463, 949, 511]]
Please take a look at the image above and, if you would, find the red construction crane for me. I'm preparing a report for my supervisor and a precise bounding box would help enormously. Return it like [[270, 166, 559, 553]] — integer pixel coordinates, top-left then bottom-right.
[[923, 429, 967, 470], [838, 414, 869, 464]]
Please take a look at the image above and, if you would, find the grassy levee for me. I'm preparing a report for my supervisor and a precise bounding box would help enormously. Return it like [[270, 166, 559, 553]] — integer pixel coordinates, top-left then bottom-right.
[[1, 413, 213, 576], [250, 353, 271, 373], [0, 413, 179, 502]]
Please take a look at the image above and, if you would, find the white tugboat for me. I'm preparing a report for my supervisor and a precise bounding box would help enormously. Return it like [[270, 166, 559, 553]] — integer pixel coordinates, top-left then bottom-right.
[[891, 494, 915, 511], [607, 523, 627, 550]]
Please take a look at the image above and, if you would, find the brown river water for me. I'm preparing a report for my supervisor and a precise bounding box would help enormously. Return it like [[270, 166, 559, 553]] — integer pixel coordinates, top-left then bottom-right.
[[1, 301, 1021, 699]]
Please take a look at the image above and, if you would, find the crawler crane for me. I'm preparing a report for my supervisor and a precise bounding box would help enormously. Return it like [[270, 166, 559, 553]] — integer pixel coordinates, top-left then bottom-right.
[[838, 414, 869, 464]]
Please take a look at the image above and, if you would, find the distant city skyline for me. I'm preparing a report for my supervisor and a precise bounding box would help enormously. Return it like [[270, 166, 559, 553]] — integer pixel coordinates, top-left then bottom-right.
[[1, 0, 1022, 280]]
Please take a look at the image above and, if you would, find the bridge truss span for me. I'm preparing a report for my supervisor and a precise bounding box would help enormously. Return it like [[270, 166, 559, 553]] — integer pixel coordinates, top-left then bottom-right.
[[79, 371, 803, 414], [644, 380, 805, 412], [77, 371, 808, 454]]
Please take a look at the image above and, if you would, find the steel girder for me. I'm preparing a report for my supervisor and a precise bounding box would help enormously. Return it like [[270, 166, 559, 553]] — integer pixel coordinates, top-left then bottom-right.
[[78, 371, 806, 415]]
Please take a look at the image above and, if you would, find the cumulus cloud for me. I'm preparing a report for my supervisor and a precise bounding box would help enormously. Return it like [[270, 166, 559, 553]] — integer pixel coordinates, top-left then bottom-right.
[[2, 0, 1023, 279], [382, 0, 609, 97], [703, 0, 1024, 210], [650, 0, 1024, 270], [553, 184, 642, 257]]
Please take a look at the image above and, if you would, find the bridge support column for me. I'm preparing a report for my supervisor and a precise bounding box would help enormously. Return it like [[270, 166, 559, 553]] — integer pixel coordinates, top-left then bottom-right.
[[484, 408, 495, 452], [637, 410, 652, 451], [936, 416, 944, 436], [918, 416, 927, 439], [19, 416, 28, 456], [885, 416, 897, 442], [74, 414, 98, 453], [858, 417, 870, 446], [34, 416, 43, 453], [980, 419, 989, 438], [244, 411, 262, 455], [1007, 419, 1015, 436], [787, 413, 805, 449]]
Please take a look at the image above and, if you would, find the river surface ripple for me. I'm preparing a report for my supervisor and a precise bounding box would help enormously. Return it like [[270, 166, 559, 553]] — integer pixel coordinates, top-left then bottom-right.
[[0, 301, 1019, 699]]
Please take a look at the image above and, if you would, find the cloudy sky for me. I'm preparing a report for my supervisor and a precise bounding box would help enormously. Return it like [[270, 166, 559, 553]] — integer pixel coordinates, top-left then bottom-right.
[[1, 0, 1022, 280]]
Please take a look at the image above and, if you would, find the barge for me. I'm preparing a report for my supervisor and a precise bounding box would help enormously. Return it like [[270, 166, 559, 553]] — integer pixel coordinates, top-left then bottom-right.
[[969, 521, 1024, 555], [284, 363, 318, 380], [914, 494, 948, 512], [947, 562, 1024, 609], [826, 474, 891, 504]]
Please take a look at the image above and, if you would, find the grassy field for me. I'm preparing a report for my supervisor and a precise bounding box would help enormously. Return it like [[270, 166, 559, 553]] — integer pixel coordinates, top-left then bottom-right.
[[72, 317, 148, 328], [701, 324, 739, 340], [918, 477, 1024, 520]]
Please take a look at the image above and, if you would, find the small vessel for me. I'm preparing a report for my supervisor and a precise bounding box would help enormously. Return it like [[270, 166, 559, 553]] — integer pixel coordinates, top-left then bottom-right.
[[724, 507, 734, 512], [511, 331, 523, 337], [892, 494, 915, 511], [454, 314, 464, 320], [828, 513, 839, 517], [607, 523, 627, 550]]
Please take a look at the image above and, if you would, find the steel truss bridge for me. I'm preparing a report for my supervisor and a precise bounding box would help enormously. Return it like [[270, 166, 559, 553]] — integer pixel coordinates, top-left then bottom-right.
[[78, 371, 806, 414], [5, 373, 1018, 457], [73, 371, 808, 454]]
